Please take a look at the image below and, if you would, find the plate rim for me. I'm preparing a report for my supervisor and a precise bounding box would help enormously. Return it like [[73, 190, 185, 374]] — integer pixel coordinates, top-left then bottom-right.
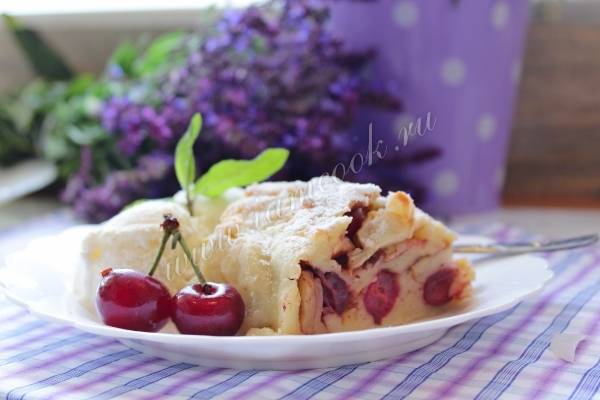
[[0, 227, 554, 345]]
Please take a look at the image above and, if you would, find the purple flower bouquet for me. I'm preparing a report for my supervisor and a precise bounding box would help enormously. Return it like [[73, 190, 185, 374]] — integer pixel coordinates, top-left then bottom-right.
[[67, 1, 425, 222]]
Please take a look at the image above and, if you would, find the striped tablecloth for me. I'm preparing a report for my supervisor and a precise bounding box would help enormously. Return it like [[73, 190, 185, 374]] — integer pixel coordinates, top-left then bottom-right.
[[1, 212, 600, 400]]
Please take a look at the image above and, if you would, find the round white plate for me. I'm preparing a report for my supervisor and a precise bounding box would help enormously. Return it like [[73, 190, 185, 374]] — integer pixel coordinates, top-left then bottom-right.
[[0, 227, 553, 370]]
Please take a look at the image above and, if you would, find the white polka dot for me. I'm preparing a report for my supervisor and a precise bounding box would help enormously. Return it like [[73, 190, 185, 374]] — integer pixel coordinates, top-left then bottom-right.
[[511, 59, 522, 84], [440, 58, 467, 87], [393, 1, 419, 28], [495, 166, 506, 190], [491, 1, 510, 30], [433, 170, 460, 197], [477, 113, 496, 142]]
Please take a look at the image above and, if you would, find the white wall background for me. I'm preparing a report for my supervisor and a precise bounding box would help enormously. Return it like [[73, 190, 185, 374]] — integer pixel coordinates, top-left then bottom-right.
[[0, 1, 263, 95], [0, 0, 597, 95]]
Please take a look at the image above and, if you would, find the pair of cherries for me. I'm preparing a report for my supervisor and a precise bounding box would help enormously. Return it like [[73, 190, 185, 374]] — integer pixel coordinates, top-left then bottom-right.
[[96, 215, 245, 335]]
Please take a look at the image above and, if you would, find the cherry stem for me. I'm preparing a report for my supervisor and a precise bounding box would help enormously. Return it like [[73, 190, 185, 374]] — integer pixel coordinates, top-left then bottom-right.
[[148, 230, 171, 277], [153, 214, 206, 284], [173, 231, 206, 285]]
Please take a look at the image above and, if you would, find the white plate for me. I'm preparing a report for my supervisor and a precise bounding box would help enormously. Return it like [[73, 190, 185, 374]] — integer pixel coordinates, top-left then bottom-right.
[[0, 227, 553, 370]]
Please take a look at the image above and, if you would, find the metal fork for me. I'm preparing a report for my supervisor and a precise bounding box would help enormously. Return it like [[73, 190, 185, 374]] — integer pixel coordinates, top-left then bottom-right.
[[453, 234, 599, 255]]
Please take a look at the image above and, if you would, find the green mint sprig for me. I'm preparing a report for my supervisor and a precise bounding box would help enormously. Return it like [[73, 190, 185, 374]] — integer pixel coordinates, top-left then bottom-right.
[[174, 113, 202, 215], [175, 113, 289, 215], [193, 148, 289, 197]]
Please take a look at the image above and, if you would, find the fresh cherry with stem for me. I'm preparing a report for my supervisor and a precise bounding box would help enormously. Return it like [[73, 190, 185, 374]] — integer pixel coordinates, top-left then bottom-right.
[[164, 215, 245, 336], [95, 215, 185, 332], [95, 220, 174, 332]]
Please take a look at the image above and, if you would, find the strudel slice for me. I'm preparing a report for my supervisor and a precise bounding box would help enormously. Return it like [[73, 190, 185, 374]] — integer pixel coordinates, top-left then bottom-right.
[[199, 177, 474, 335]]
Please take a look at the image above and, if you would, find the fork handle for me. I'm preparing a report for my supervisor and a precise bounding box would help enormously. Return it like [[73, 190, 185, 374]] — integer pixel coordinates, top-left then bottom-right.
[[453, 234, 599, 255]]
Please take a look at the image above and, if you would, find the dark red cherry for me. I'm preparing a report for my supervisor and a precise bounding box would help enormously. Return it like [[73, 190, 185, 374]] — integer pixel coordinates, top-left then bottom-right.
[[364, 269, 400, 324], [96, 268, 171, 332], [171, 283, 245, 336], [423, 267, 457, 306]]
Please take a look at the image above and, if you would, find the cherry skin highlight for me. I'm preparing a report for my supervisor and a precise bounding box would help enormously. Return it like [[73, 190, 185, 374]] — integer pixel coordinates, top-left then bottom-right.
[[171, 283, 245, 336], [96, 268, 172, 332]]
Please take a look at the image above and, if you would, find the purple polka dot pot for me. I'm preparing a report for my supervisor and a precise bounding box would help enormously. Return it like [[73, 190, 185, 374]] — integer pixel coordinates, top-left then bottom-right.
[[328, 0, 530, 217]]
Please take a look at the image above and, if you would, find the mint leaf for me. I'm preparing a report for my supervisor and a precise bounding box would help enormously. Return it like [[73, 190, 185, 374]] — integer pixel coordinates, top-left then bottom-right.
[[194, 148, 289, 197], [174, 113, 202, 212]]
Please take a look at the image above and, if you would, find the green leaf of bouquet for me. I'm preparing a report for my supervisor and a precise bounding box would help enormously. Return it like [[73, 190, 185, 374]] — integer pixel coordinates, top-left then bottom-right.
[[175, 113, 202, 192], [109, 40, 139, 77], [67, 74, 95, 96], [135, 31, 183, 76], [194, 148, 289, 197], [66, 125, 106, 146], [2, 14, 73, 81]]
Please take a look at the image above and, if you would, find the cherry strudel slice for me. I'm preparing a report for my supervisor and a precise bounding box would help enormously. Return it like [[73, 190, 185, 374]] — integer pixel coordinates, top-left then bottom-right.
[[199, 177, 474, 335]]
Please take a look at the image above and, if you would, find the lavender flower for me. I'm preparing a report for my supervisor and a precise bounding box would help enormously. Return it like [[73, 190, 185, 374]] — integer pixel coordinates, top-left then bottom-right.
[[101, 98, 175, 156], [69, 152, 175, 223], [71, 0, 421, 222], [158, 0, 401, 172]]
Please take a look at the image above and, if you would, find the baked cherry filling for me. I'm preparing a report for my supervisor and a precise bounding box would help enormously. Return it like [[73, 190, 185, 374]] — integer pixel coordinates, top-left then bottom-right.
[[363, 269, 400, 324], [366, 250, 383, 265], [320, 272, 349, 315], [300, 261, 349, 316], [423, 267, 457, 306], [345, 206, 367, 248], [333, 253, 349, 269]]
